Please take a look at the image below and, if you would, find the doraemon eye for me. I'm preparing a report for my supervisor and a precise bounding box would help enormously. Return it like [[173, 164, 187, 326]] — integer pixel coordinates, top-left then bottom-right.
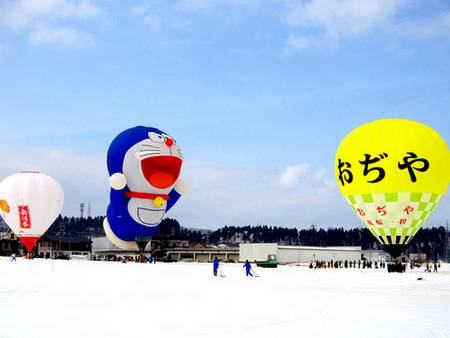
[[148, 132, 165, 144]]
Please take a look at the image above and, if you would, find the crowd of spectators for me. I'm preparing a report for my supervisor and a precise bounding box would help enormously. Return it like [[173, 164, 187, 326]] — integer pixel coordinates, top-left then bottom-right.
[[309, 259, 442, 273], [309, 259, 386, 269]]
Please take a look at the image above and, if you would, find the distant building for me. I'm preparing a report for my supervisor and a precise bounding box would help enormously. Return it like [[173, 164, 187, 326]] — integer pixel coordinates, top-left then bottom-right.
[[165, 245, 239, 262], [0, 230, 91, 257], [361, 250, 390, 262], [91, 236, 239, 262], [0, 230, 20, 256], [37, 235, 92, 257], [239, 243, 362, 264], [409, 253, 427, 262], [91, 236, 191, 257]]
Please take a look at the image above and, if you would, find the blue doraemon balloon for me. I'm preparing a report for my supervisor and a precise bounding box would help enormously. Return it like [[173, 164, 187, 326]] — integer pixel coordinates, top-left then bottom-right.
[[103, 126, 187, 250]]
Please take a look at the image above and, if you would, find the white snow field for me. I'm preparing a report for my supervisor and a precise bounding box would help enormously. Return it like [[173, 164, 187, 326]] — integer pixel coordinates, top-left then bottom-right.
[[1, 258, 449, 338]]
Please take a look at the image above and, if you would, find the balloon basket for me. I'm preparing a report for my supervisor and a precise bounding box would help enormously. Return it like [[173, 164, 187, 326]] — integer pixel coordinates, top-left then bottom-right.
[[387, 262, 406, 273]]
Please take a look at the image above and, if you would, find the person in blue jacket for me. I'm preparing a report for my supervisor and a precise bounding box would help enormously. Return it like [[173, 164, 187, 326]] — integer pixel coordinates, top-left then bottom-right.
[[243, 260, 253, 277], [213, 257, 219, 276]]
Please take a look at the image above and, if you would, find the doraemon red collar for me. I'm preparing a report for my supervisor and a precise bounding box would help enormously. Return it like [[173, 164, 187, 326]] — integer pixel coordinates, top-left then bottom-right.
[[125, 191, 169, 201]]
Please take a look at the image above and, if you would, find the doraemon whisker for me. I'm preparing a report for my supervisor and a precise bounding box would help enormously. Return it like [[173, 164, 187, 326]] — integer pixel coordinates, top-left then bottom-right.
[[138, 151, 160, 155], [141, 144, 160, 148], [138, 152, 160, 156]]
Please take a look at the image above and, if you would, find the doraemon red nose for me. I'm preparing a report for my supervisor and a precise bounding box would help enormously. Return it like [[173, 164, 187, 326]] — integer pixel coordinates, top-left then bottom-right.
[[141, 155, 182, 189], [165, 138, 174, 147]]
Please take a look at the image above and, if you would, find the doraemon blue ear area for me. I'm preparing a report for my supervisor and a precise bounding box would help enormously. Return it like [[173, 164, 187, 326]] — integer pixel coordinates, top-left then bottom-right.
[[107, 126, 164, 175]]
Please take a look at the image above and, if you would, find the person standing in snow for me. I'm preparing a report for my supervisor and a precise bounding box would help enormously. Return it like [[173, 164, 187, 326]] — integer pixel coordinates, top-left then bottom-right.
[[243, 260, 253, 277], [213, 257, 219, 276], [10, 253, 16, 262]]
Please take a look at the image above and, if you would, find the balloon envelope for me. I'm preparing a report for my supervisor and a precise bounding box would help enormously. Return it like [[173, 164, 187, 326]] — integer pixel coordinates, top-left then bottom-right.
[[335, 119, 449, 258], [0, 171, 64, 251], [104, 126, 185, 250]]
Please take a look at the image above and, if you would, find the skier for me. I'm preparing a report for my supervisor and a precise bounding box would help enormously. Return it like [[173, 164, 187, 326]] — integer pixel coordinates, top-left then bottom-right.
[[10, 253, 16, 262], [243, 260, 253, 277], [213, 257, 219, 276]]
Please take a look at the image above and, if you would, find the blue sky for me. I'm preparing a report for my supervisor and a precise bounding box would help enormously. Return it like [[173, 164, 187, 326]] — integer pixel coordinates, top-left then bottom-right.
[[0, 0, 449, 229]]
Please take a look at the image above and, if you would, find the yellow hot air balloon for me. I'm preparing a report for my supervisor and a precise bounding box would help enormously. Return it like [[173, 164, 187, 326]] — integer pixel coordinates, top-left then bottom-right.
[[335, 118, 449, 258]]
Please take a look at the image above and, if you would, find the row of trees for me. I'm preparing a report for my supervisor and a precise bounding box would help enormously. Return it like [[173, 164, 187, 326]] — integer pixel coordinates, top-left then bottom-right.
[[2, 215, 448, 259], [46, 216, 105, 238], [208, 225, 449, 259], [44, 216, 205, 242]]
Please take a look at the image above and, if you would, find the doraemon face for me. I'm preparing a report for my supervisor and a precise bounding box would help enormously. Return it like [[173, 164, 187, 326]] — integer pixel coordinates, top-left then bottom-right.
[[123, 131, 183, 192], [136, 132, 183, 189], [121, 130, 183, 226]]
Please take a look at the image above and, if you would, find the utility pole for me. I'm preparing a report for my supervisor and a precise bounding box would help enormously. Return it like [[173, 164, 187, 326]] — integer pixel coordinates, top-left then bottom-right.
[[80, 203, 85, 218], [58, 219, 63, 256], [445, 220, 449, 263]]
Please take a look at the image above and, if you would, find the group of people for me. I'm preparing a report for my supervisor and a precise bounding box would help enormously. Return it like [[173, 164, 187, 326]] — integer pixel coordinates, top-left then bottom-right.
[[309, 259, 386, 269], [119, 255, 157, 263], [422, 261, 439, 272], [10, 252, 34, 260], [213, 257, 254, 277]]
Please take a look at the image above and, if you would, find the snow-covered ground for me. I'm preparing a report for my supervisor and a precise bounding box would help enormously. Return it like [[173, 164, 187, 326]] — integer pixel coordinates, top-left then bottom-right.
[[0, 258, 449, 338]]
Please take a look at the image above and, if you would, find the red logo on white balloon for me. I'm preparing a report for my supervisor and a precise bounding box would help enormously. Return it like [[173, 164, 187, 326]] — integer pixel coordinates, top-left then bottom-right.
[[18, 205, 31, 229]]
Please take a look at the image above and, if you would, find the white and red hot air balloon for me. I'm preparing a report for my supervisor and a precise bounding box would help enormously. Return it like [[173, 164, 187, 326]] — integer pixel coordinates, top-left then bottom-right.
[[0, 171, 64, 251]]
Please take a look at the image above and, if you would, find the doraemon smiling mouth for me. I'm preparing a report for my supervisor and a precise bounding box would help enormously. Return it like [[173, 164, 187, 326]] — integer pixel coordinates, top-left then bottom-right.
[[104, 126, 187, 249]]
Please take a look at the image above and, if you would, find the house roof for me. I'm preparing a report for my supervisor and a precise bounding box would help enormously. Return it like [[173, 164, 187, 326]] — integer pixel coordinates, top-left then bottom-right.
[[41, 235, 91, 244]]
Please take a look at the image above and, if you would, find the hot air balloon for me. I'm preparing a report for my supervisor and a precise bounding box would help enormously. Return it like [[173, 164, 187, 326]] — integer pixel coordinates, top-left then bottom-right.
[[0, 171, 64, 252], [104, 126, 187, 250], [335, 119, 449, 259]]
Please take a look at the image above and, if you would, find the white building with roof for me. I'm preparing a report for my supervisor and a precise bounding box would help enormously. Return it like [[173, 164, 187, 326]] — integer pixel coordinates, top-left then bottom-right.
[[239, 243, 361, 264]]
